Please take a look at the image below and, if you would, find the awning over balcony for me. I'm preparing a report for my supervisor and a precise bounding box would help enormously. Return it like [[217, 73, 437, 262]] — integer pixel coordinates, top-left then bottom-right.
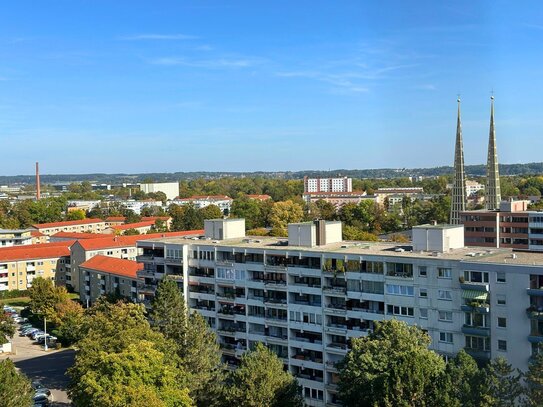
[[462, 290, 489, 301]]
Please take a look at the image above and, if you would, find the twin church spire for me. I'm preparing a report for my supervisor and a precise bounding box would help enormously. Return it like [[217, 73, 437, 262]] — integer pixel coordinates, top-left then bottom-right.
[[449, 96, 501, 224]]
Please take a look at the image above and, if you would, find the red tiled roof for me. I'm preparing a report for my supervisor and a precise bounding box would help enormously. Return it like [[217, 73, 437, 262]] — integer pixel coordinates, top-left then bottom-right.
[[80, 255, 143, 279], [112, 221, 155, 231], [75, 230, 204, 251], [30, 230, 45, 237], [0, 241, 74, 262], [32, 219, 104, 229], [52, 232, 110, 239]]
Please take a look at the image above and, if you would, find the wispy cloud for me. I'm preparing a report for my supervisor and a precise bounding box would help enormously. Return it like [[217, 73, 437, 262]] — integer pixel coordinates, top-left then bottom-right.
[[119, 34, 199, 41], [150, 56, 265, 69]]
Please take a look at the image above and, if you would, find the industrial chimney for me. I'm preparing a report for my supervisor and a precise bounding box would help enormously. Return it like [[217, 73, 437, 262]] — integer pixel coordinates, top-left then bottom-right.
[[35, 162, 41, 200]]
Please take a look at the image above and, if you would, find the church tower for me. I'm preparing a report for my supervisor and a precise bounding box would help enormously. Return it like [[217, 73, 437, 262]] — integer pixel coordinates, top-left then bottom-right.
[[450, 98, 466, 224], [485, 96, 501, 210]]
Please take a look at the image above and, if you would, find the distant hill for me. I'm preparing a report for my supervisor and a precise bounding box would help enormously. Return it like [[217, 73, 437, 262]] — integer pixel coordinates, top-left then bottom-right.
[[2, 162, 543, 185]]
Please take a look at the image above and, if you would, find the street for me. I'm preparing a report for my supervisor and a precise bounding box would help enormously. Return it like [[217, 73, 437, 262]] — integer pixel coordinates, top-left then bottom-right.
[[1, 328, 74, 406]]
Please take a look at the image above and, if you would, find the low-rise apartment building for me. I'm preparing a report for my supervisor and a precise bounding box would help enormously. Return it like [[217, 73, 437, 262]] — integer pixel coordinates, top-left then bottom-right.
[[0, 242, 72, 291], [302, 192, 374, 209], [461, 200, 543, 251], [32, 219, 107, 236], [79, 255, 142, 304], [70, 230, 203, 301], [0, 229, 33, 247], [170, 195, 233, 215], [136, 218, 543, 407], [104, 220, 155, 235]]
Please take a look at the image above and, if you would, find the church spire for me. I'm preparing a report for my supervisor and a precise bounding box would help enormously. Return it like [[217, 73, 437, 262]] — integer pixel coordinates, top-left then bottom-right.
[[450, 98, 466, 224], [485, 95, 501, 210]]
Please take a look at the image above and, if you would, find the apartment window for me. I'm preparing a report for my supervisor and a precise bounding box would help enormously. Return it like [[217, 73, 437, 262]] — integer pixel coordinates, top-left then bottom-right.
[[465, 335, 490, 351], [216, 268, 235, 280], [464, 270, 489, 283], [420, 308, 428, 319], [386, 263, 413, 278], [497, 317, 507, 328], [386, 284, 414, 296], [438, 268, 452, 279], [498, 340, 507, 351], [419, 288, 428, 298], [439, 332, 454, 344], [418, 266, 427, 277], [438, 311, 453, 322], [496, 295, 506, 306], [438, 290, 452, 301], [387, 305, 414, 317], [496, 272, 506, 283]]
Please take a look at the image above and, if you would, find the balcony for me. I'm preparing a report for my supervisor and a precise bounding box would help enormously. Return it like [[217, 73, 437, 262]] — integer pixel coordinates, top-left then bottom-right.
[[461, 325, 490, 337], [216, 260, 234, 267], [323, 286, 347, 296], [325, 342, 349, 354], [465, 348, 491, 361], [528, 335, 543, 344], [324, 304, 347, 316], [264, 280, 287, 289], [461, 301, 490, 314], [527, 307, 543, 320], [325, 325, 348, 335], [459, 278, 489, 292], [264, 298, 288, 308], [527, 288, 543, 297], [138, 284, 156, 294]]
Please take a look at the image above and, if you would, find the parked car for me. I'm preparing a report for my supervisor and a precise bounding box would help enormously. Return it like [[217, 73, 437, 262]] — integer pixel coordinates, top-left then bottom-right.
[[19, 323, 33, 331], [37, 335, 57, 344], [31, 331, 45, 340], [21, 328, 38, 336], [32, 393, 50, 406]]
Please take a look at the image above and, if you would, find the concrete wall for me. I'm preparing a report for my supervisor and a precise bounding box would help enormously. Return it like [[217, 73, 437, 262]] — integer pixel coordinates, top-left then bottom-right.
[[288, 223, 316, 247], [140, 182, 180, 200], [204, 219, 245, 240], [413, 225, 464, 252]]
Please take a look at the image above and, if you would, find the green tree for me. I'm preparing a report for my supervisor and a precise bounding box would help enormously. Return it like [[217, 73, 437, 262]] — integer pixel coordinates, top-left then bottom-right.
[[0, 310, 16, 345], [227, 342, 303, 407], [269, 200, 303, 236], [66, 209, 86, 221], [481, 357, 525, 407], [29, 277, 69, 321], [199, 204, 223, 220], [150, 280, 188, 345], [231, 196, 264, 230], [441, 350, 485, 407], [68, 301, 192, 406], [123, 228, 141, 236], [0, 359, 34, 407], [338, 320, 446, 407], [183, 313, 224, 407], [342, 225, 379, 241], [71, 340, 193, 407], [525, 351, 543, 406]]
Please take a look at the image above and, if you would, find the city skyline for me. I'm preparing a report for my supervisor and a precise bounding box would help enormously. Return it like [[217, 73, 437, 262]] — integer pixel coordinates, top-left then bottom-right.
[[1, 1, 543, 174]]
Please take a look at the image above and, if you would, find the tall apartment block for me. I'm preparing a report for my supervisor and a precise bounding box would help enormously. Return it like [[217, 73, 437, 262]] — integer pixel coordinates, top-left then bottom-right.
[[304, 177, 352, 193], [137, 218, 543, 406]]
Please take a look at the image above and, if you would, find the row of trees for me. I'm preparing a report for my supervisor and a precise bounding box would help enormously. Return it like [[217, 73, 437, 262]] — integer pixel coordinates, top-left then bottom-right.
[[338, 320, 543, 407]]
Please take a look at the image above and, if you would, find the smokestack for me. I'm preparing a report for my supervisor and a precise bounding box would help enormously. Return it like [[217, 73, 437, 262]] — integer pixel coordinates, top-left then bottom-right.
[[35, 162, 41, 200]]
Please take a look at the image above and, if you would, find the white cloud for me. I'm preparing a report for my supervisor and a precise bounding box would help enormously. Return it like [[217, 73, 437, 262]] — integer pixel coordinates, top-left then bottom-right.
[[150, 57, 264, 69]]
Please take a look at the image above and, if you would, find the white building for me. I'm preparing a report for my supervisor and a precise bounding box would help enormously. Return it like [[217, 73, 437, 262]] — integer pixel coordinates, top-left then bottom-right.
[[136, 219, 543, 406], [304, 177, 352, 193], [0, 229, 33, 247], [139, 182, 180, 200], [170, 195, 233, 215], [119, 199, 164, 215]]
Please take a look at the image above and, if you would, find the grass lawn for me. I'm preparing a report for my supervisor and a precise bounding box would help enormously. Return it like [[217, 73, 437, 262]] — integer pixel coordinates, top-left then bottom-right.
[[1, 297, 31, 307]]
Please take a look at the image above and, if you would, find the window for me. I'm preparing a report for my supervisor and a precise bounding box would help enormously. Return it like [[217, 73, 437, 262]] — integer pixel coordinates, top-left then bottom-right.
[[386, 284, 414, 296], [439, 332, 453, 343], [438, 268, 452, 279], [497, 317, 507, 328], [387, 305, 414, 317], [497, 272, 506, 283], [418, 266, 427, 277], [496, 295, 506, 305], [438, 311, 453, 322], [438, 290, 452, 301], [498, 340, 507, 351], [216, 268, 235, 280], [464, 270, 489, 283], [419, 288, 428, 298], [420, 308, 428, 319], [386, 262, 413, 278], [465, 335, 490, 351]]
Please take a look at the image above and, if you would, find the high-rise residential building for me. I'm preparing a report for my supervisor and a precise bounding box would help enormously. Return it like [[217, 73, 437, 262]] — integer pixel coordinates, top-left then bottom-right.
[[136, 218, 543, 407], [304, 177, 352, 193], [139, 182, 180, 201], [450, 98, 466, 224], [485, 96, 501, 210]]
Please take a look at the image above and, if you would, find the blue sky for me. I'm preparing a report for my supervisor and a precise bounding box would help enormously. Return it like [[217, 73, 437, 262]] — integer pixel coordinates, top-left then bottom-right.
[[1, 1, 543, 175]]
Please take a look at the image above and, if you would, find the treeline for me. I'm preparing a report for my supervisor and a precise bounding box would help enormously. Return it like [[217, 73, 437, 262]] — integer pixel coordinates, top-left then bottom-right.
[[13, 278, 304, 407], [338, 320, 542, 407]]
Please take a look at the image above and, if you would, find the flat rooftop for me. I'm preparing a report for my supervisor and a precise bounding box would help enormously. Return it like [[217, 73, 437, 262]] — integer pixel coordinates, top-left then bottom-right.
[[138, 234, 543, 266]]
